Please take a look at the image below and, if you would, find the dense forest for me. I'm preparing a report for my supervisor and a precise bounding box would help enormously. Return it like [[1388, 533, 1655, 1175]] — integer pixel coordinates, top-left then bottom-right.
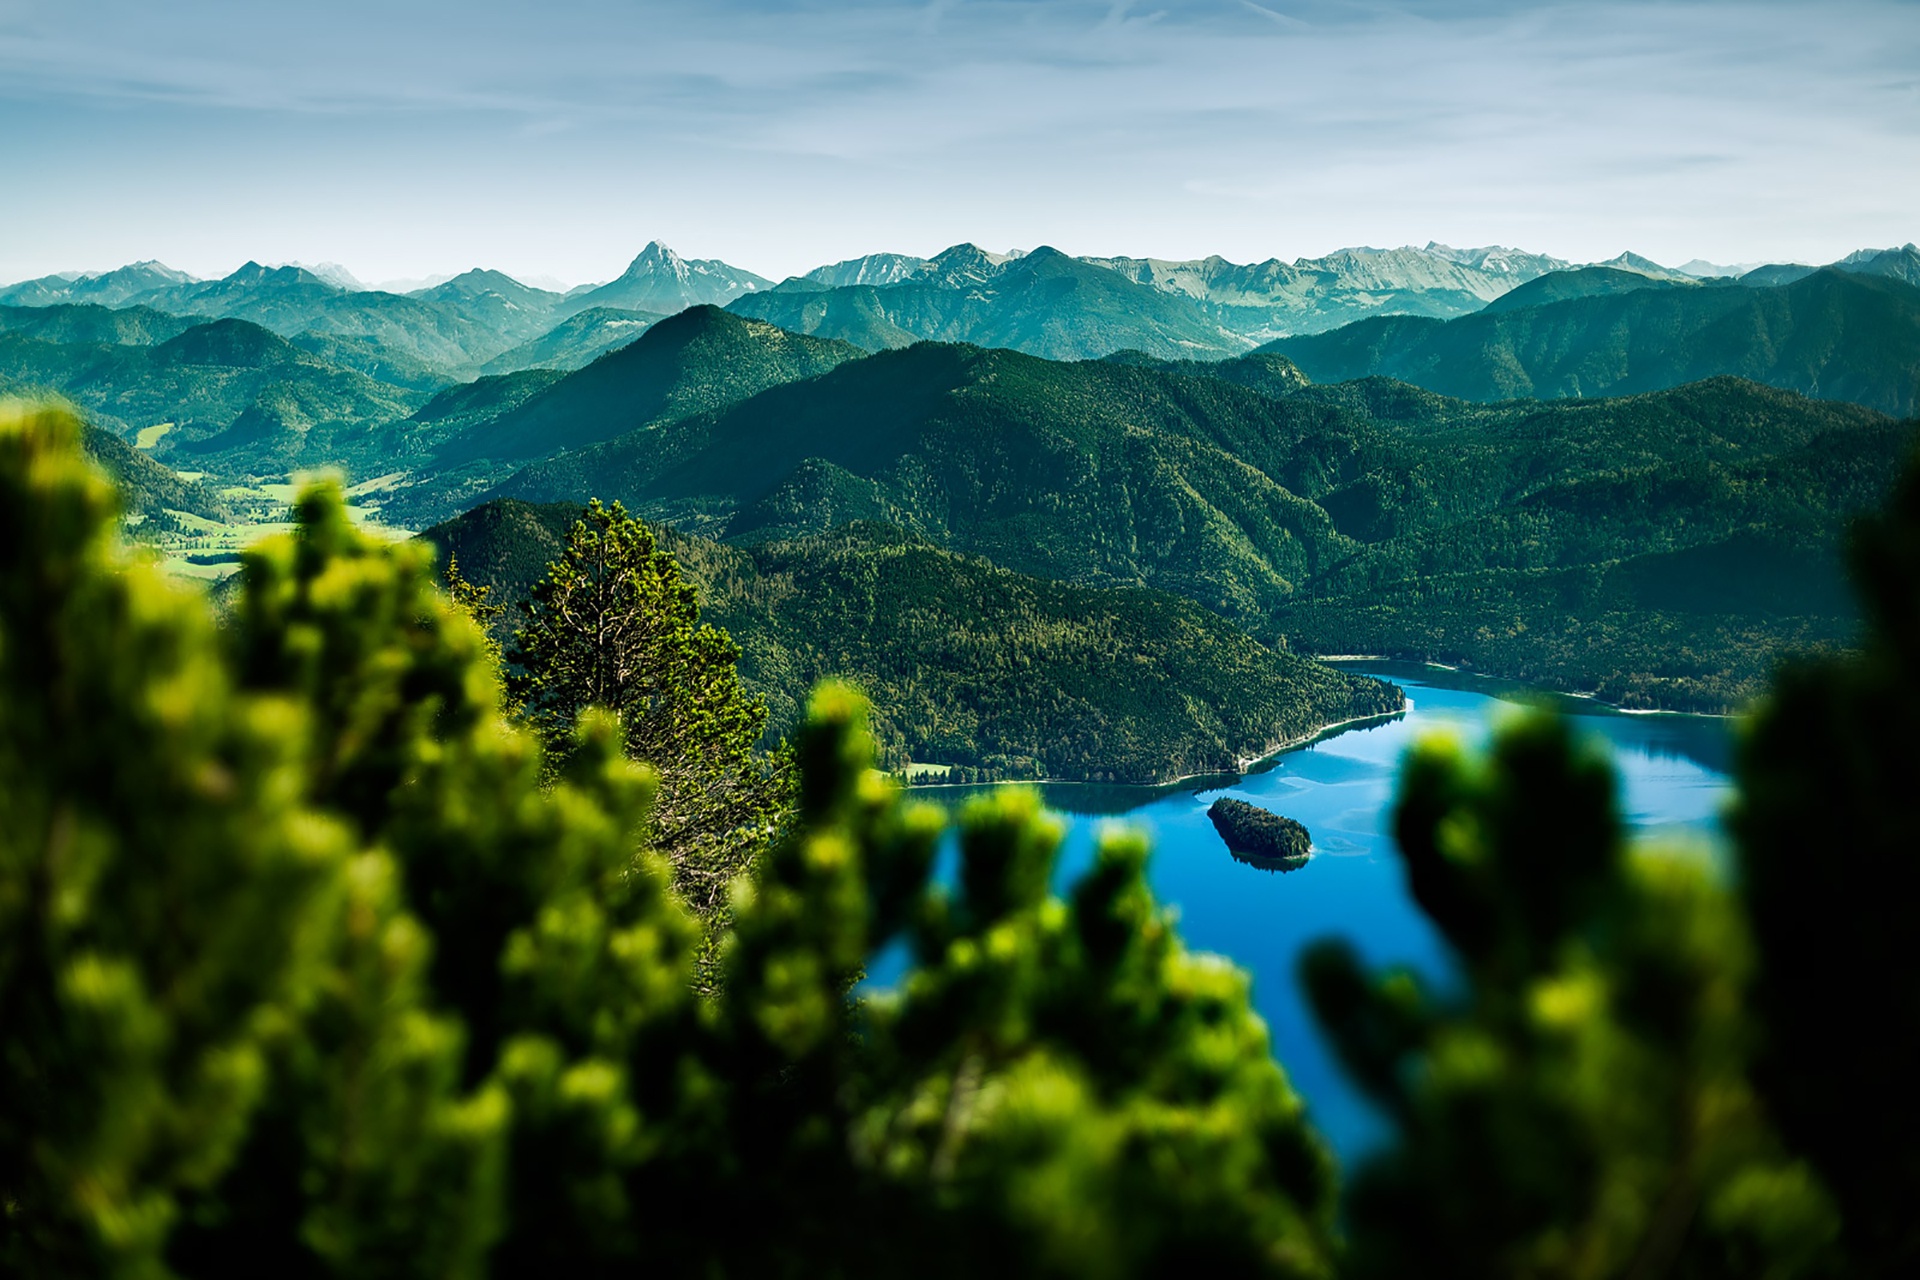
[[426, 500, 1402, 782], [448, 332, 1907, 711]]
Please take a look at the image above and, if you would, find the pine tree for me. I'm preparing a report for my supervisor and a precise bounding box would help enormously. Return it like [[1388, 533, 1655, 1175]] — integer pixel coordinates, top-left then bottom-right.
[[510, 499, 786, 929], [443, 552, 505, 666]]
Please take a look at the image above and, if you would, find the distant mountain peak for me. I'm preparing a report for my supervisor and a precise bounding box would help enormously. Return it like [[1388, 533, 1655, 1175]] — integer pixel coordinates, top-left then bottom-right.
[[571, 244, 772, 315], [281, 261, 366, 290], [626, 241, 686, 272], [1592, 251, 1693, 282], [804, 252, 933, 289], [1836, 244, 1917, 265]]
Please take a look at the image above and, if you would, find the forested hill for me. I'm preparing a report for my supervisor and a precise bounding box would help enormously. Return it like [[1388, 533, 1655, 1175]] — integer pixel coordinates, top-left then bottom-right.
[[80, 424, 230, 521], [1261, 268, 1920, 416], [0, 315, 421, 468], [422, 501, 1403, 783], [482, 339, 1372, 624], [467, 349, 1909, 709], [1281, 381, 1914, 708], [432, 305, 866, 466]]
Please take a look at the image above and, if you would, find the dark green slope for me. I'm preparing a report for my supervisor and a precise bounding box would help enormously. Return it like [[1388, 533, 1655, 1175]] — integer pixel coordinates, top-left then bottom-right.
[[1280, 384, 1914, 708], [434, 305, 867, 466], [1100, 349, 1311, 399], [487, 341, 1382, 624], [1264, 268, 1920, 415], [484, 349, 1908, 708], [422, 503, 1403, 783], [728, 247, 1253, 362]]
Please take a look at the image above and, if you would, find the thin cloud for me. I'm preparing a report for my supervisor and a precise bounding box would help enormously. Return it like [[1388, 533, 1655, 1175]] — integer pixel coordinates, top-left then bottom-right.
[[0, 0, 1914, 283]]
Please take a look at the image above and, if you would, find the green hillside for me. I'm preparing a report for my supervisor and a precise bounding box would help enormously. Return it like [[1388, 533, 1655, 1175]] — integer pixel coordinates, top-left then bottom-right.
[[1278, 381, 1912, 708], [0, 302, 193, 347], [476, 341, 1907, 707], [1479, 265, 1709, 313], [0, 316, 420, 472], [432, 305, 867, 466], [479, 306, 666, 374], [1264, 268, 1920, 415], [80, 424, 230, 521], [486, 340, 1371, 623], [422, 503, 1403, 782], [1101, 348, 1312, 398], [728, 246, 1254, 361]]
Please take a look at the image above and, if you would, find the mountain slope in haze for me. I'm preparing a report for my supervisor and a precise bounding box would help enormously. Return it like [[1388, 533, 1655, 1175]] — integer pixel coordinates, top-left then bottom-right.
[[422, 502, 1403, 783], [0, 316, 422, 470], [0, 261, 201, 308], [479, 306, 667, 375], [0, 302, 194, 347], [144, 263, 553, 372], [80, 424, 231, 521], [569, 242, 772, 314], [1263, 269, 1920, 416], [803, 252, 938, 288], [730, 245, 1254, 361], [433, 305, 866, 467], [1087, 242, 1575, 340]]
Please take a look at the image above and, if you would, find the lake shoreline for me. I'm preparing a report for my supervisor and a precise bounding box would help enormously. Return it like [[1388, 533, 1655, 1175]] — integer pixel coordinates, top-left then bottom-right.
[[1322, 658, 1742, 721], [901, 707, 1410, 793]]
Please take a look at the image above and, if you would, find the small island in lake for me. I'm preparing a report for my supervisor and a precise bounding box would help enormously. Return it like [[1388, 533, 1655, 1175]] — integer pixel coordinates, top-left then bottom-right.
[[1207, 798, 1312, 873]]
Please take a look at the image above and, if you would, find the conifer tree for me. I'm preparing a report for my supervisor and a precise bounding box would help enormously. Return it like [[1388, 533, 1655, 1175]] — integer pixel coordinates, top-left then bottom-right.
[[443, 552, 505, 667], [510, 499, 786, 927]]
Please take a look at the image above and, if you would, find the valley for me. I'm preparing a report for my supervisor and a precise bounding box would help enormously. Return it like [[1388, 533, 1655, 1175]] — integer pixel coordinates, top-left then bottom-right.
[[6, 236, 1916, 777]]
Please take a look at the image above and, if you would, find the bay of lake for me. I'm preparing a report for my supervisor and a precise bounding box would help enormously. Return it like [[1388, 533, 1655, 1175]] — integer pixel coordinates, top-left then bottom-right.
[[876, 662, 1737, 1168]]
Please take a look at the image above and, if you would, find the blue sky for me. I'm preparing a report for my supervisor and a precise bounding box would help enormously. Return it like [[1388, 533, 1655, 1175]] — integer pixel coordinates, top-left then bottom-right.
[[2, 0, 1916, 286]]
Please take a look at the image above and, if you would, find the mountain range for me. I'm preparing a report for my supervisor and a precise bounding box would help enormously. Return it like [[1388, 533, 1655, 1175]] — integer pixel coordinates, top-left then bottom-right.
[[1264, 255, 1920, 416], [8, 233, 1917, 731], [15, 240, 1911, 384], [372, 304, 1910, 712]]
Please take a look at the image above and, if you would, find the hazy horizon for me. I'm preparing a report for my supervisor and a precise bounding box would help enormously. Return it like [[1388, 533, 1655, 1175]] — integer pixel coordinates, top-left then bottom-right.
[[3, 0, 1917, 286], [9, 236, 1916, 297]]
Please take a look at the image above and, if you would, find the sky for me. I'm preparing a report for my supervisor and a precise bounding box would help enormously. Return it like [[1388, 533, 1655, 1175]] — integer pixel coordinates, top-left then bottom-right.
[[1, 0, 1916, 288]]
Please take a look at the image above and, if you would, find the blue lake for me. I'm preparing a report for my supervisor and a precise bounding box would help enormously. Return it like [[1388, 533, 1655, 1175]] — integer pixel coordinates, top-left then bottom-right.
[[878, 663, 1736, 1168]]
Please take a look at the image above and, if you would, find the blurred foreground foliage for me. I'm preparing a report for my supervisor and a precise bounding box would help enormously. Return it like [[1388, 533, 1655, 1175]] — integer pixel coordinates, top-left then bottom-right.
[[0, 404, 1336, 1278], [1, 401, 1916, 1278]]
